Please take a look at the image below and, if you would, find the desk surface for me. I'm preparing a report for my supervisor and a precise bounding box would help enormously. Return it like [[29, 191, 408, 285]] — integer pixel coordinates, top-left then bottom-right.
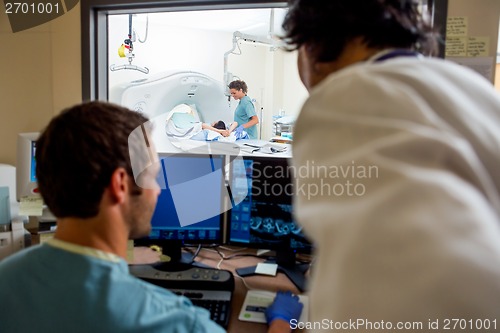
[[132, 246, 310, 333]]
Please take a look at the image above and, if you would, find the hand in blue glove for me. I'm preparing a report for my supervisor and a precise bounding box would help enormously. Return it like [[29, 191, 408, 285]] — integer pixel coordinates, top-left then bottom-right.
[[235, 125, 244, 133], [265, 291, 303, 325]]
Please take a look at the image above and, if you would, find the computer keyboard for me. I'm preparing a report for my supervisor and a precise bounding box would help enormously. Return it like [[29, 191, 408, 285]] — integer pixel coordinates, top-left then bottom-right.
[[129, 263, 235, 328], [172, 289, 232, 328]]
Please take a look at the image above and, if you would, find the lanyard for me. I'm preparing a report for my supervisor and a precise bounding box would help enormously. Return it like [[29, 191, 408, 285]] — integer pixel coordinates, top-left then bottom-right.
[[373, 49, 420, 62]]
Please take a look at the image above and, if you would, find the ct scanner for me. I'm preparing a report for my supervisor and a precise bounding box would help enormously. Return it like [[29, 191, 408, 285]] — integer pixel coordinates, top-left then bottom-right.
[[109, 71, 235, 153], [110, 70, 291, 159]]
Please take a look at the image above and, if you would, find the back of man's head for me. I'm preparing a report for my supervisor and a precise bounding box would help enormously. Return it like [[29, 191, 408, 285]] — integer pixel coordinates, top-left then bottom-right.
[[35, 101, 149, 218], [282, 0, 438, 61]]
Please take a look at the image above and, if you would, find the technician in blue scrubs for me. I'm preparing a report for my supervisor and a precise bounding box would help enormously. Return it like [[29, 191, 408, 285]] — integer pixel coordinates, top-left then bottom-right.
[[0, 101, 300, 333], [229, 80, 259, 139]]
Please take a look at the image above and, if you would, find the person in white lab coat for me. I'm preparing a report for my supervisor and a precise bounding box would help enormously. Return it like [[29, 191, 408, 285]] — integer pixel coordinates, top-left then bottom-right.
[[282, 0, 500, 331]]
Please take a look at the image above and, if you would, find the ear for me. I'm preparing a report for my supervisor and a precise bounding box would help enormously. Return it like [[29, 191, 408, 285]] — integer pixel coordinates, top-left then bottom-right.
[[304, 44, 337, 76], [108, 168, 129, 204]]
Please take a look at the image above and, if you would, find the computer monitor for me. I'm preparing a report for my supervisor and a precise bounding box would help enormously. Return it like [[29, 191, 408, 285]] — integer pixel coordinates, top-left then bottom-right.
[[227, 155, 312, 291], [135, 152, 227, 270], [16, 132, 39, 201], [16, 132, 56, 224]]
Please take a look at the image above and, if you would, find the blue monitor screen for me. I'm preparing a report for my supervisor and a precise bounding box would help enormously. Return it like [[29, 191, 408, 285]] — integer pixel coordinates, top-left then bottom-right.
[[147, 153, 225, 244], [30, 141, 37, 183], [228, 156, 312, 253]]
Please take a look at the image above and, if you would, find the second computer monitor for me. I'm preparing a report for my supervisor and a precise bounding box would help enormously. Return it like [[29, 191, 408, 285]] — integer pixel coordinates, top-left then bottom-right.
[[228, 155, 312, 254]]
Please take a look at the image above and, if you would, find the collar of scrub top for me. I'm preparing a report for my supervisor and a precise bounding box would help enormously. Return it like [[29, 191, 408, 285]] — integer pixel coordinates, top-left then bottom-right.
[[368, 48, 422, 62]]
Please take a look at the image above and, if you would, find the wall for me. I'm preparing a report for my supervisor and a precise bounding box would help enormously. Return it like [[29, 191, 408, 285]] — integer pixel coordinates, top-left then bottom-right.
[[496, 64, 500, 92], [0, 5, 82, 166], [282, 50, 308, 118], [497, 27, 500, 92], [108, 15, 234, 88]]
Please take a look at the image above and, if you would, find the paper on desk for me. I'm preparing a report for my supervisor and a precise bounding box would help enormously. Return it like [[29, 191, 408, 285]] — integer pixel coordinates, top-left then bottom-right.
[[240, 143, 287, 154], [239, 290, 309, 323], [19, 195, 44, 216], [258, 144, 287, 154], [255, 263, 278, 276], [240, 143, 263, 154]]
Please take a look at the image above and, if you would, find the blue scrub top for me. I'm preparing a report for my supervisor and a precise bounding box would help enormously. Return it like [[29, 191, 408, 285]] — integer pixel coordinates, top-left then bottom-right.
[[234, 95, 257, 139], [0, 241, 225, 333]]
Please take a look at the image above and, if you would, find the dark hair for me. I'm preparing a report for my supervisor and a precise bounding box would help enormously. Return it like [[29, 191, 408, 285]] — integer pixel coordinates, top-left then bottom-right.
[[282, 0, 438, 62], [213, 120, 226, 130], [35, 101, 149, 218], [228, 80, 248, 94]]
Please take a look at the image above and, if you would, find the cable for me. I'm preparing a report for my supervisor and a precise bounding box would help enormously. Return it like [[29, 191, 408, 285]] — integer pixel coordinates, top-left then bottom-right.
[[232, 38, 243, 55], [135, 15, 149, 43], [181, 244, 226, 268], [234, 274, 258, 291], [218, 245, 248, 252], [216, 256, 224, 270], [190, 244, 202, 262]]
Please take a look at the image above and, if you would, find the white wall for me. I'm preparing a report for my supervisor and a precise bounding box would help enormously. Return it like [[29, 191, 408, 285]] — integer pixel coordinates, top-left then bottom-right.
[[108, 15, 233, 86], [282, 50, 308, 118], [227, 42, 269, 138]]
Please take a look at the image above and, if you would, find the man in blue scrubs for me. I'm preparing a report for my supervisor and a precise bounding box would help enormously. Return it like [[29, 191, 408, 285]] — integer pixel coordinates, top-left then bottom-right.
[[229, 80, 259, 139], [0, 101, 301, 333]]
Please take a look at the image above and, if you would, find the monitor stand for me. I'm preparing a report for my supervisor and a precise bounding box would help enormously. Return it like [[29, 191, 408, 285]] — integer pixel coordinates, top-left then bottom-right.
[[235, 247, 309, 292]]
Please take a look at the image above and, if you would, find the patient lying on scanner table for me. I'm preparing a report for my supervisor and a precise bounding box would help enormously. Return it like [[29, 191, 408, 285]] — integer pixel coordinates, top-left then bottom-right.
[[165, 104, 248, 143], [191, 120, 249, 142]]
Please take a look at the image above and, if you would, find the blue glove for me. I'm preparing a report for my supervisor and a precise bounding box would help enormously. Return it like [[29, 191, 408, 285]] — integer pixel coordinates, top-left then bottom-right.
[[235, 125, 244, 133], [265, 291, 303, 325]]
